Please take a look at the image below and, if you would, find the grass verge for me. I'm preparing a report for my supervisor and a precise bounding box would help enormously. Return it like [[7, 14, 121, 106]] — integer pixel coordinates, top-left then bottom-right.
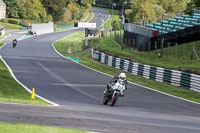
[[71, 53, 200, 103], [53, 33, 200, 103], [54, 32, 85, 54], [55, 27, 74, 32], [0, 122, 88, 133], [0, 57, 49, 105], [55, 11, 93, 32], [0, 43, 4, 47], [88, 37, 200, 74], [0, 22, 22, 29], [0, 33, 9, 40], [85, 11, 94, 22]]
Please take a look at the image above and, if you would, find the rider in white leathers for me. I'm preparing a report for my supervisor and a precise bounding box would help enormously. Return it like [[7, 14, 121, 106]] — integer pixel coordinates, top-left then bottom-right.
[[104, 73, 127, 96]]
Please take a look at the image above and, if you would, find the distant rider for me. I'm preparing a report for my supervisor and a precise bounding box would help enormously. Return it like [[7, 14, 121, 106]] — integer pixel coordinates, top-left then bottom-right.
[[104, 73, 127, 96], [12, 39, 17, 48]]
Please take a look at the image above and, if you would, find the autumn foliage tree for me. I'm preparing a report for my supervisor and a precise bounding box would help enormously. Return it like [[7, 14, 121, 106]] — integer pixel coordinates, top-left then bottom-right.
[[128, 0, 158, 22], [3, 0, 52, 22], [3, 0, 95, 22], [41, 0, 66, 22], [127, 0, 189, 23]]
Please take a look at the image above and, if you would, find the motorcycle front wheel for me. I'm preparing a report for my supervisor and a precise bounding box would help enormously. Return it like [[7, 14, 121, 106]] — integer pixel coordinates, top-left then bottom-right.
[[110, 93, 119, 106]]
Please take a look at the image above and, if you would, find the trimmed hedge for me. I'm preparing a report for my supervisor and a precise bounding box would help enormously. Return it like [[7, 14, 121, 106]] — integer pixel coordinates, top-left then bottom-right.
[[1, 18, 9, 23], [8, 18, 21, 25], [1, 18, 21, 25]]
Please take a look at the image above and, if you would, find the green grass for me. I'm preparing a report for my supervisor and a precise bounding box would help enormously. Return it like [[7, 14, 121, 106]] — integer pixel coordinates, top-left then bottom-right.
[[0, 43, 4, 47], [0, 33, 9, 40], [55, 11, 93, 32], [54, 32, 85, 54], [85, 11, 94, 22], [55, 28, 74, 32], [53, 32, 200, 103], [0, 122, 88, 133], [89, 37, 200, 73], [0, 22, 22, 29], [0, 57, 49, 105], [93, 7, 121, 28], [71, 53, 200, 103]]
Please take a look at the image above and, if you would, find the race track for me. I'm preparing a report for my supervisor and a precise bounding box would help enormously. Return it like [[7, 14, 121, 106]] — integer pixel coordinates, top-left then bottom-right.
[[0, 8, 200, 133]]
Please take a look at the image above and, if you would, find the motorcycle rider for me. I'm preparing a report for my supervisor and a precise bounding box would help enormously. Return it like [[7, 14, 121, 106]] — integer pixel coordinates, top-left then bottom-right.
[[12, 39, 17, 48], [104, 73, 127, 96]]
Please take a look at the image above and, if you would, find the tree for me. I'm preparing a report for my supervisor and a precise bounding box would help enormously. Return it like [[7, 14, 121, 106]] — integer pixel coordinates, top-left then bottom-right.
[[24, 0, 52, 22], [95, 0, 131, 8], [127, 0, 189, 23], [42, 0, 66, 22], [185, 0, 200, 14], [66, 0, 95, 20], [128, 0, 158, 23], [3, 0, 52, 22], [68, 3, 79, 19], [112, 20, 120, 30], [3, 0, 26, 18], [193, 0, 200, 6], [153, 4, 165, 17], [95, 0, 111, 6], [159, 0, 188, 13]]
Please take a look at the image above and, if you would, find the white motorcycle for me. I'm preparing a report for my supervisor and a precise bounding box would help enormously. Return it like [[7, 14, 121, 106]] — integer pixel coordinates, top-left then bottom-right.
[[103, 80, 125, 106]]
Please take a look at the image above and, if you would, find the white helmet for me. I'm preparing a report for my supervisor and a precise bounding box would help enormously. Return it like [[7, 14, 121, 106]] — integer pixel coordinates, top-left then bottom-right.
[[119, 73, 126, 82]]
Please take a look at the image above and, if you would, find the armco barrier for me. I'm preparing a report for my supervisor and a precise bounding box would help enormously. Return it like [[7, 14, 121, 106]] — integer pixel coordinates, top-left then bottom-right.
[[92, 50, 200, 92]]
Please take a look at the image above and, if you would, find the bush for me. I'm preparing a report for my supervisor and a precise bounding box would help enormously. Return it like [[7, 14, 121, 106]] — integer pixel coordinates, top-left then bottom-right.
[[8, 18, 21, 25], [1, 18, 21, 25], [1, 18, 9, 23], [112, 20, 120, 30]]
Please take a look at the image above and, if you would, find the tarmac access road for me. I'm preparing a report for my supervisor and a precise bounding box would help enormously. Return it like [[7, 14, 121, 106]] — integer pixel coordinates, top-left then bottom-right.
[[0, 29, 28, 44], [0, 8, 200, 133]]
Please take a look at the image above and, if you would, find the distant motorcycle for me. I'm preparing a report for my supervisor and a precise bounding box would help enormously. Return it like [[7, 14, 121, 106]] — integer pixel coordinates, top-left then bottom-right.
[[103, 81, 125, 106], [12, 39, 17, 48]]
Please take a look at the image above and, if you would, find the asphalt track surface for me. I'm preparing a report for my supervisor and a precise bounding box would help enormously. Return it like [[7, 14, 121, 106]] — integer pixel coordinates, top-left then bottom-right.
[[0, 8, 200, 133]]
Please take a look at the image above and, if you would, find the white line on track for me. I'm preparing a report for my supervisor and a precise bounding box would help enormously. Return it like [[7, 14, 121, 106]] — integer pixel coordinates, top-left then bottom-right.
[[0, 8, 99, 107], [0, 43, 59, 106], [52, 31, 200, 106], [0, 11, 96, 107], [47, 83, 105, 87], [0, 101, 55, 107], [80, 58, 200, 105]]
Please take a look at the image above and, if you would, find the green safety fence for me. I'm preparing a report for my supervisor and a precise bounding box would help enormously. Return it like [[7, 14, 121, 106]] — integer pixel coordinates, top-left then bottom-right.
[[92, 49, 200, 92]]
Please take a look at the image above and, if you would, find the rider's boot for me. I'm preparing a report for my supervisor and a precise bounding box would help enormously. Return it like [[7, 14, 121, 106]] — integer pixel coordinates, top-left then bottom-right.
[[104, 84, 111, 95], [120, 91, 124, 97], [104, 89, 107, 95]]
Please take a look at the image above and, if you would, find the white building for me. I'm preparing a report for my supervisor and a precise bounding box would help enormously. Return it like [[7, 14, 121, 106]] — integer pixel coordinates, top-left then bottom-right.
[[0, 0, 6, 20]]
